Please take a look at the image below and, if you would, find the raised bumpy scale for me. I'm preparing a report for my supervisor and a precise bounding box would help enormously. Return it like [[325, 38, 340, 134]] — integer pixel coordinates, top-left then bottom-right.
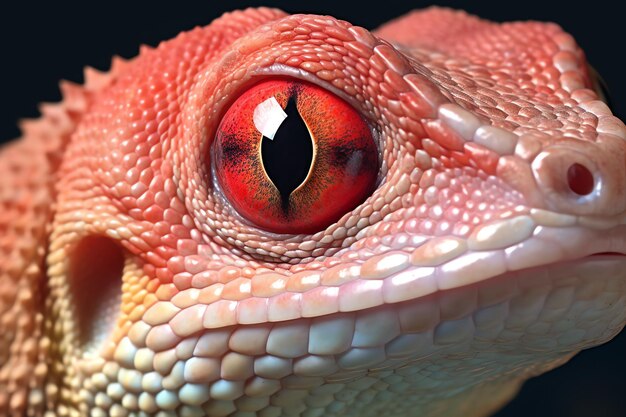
[[1, 7, 625, 417]]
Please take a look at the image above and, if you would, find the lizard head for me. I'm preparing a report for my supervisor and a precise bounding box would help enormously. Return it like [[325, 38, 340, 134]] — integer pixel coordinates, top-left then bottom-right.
[[35, 7, 626, 416]]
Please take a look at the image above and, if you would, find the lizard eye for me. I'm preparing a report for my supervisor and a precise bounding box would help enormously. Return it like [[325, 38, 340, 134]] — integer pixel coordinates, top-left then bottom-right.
[[213, 79, 378, 234]]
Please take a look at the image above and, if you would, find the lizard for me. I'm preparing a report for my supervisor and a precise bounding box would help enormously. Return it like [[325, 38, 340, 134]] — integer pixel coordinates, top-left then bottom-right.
[[1, 6, 626, 417]]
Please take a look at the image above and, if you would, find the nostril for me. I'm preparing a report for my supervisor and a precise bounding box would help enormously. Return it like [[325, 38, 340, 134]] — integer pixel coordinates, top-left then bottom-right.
[[567, 163, 595, 196], [532, 147, 607, 215]]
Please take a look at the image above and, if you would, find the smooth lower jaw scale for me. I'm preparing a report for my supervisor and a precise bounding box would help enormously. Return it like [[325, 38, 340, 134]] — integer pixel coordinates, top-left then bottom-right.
[[437, 103, 518, 155]]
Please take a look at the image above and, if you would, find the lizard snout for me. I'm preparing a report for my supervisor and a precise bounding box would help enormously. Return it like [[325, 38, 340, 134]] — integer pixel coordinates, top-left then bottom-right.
[[530, 138, 626, 216]]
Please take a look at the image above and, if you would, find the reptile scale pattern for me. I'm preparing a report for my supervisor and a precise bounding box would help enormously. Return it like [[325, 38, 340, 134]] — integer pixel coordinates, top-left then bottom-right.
[[1, 7, 626, 417]]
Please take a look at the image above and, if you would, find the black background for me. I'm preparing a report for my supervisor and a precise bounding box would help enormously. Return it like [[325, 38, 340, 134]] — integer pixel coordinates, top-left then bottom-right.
[[1, 1, 624, 416]]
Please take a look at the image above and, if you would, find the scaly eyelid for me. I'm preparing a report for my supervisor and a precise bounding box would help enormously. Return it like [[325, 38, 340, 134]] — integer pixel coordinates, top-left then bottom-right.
[[251, 63, 380, 126]]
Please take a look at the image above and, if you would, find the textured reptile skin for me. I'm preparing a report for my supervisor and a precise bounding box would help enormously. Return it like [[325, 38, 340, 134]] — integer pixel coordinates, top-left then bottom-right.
[[1, 7, 625, 417]]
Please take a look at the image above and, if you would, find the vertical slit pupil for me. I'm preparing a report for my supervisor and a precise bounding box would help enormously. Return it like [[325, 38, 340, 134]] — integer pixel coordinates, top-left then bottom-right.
[[261, 97, 313, 207]]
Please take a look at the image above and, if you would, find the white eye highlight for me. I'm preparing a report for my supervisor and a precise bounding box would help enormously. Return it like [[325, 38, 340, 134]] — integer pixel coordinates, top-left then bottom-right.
[[253, 96, 288, 140]]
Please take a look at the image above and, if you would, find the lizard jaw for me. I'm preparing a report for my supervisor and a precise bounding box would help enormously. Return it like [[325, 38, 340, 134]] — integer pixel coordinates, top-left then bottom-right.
[[91, 216, 624, 342], [430, 218, 626, 292], [68, 250, 626, 416], [308, 216, 626, 313]]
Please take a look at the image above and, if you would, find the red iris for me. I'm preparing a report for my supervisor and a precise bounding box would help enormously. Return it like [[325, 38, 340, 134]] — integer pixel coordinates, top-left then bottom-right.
[[214, 79, 378, 234]]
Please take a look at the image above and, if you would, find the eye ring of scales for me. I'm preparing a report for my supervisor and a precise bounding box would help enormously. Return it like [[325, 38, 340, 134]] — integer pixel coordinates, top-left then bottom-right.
[[1, 6, 625, 417]]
